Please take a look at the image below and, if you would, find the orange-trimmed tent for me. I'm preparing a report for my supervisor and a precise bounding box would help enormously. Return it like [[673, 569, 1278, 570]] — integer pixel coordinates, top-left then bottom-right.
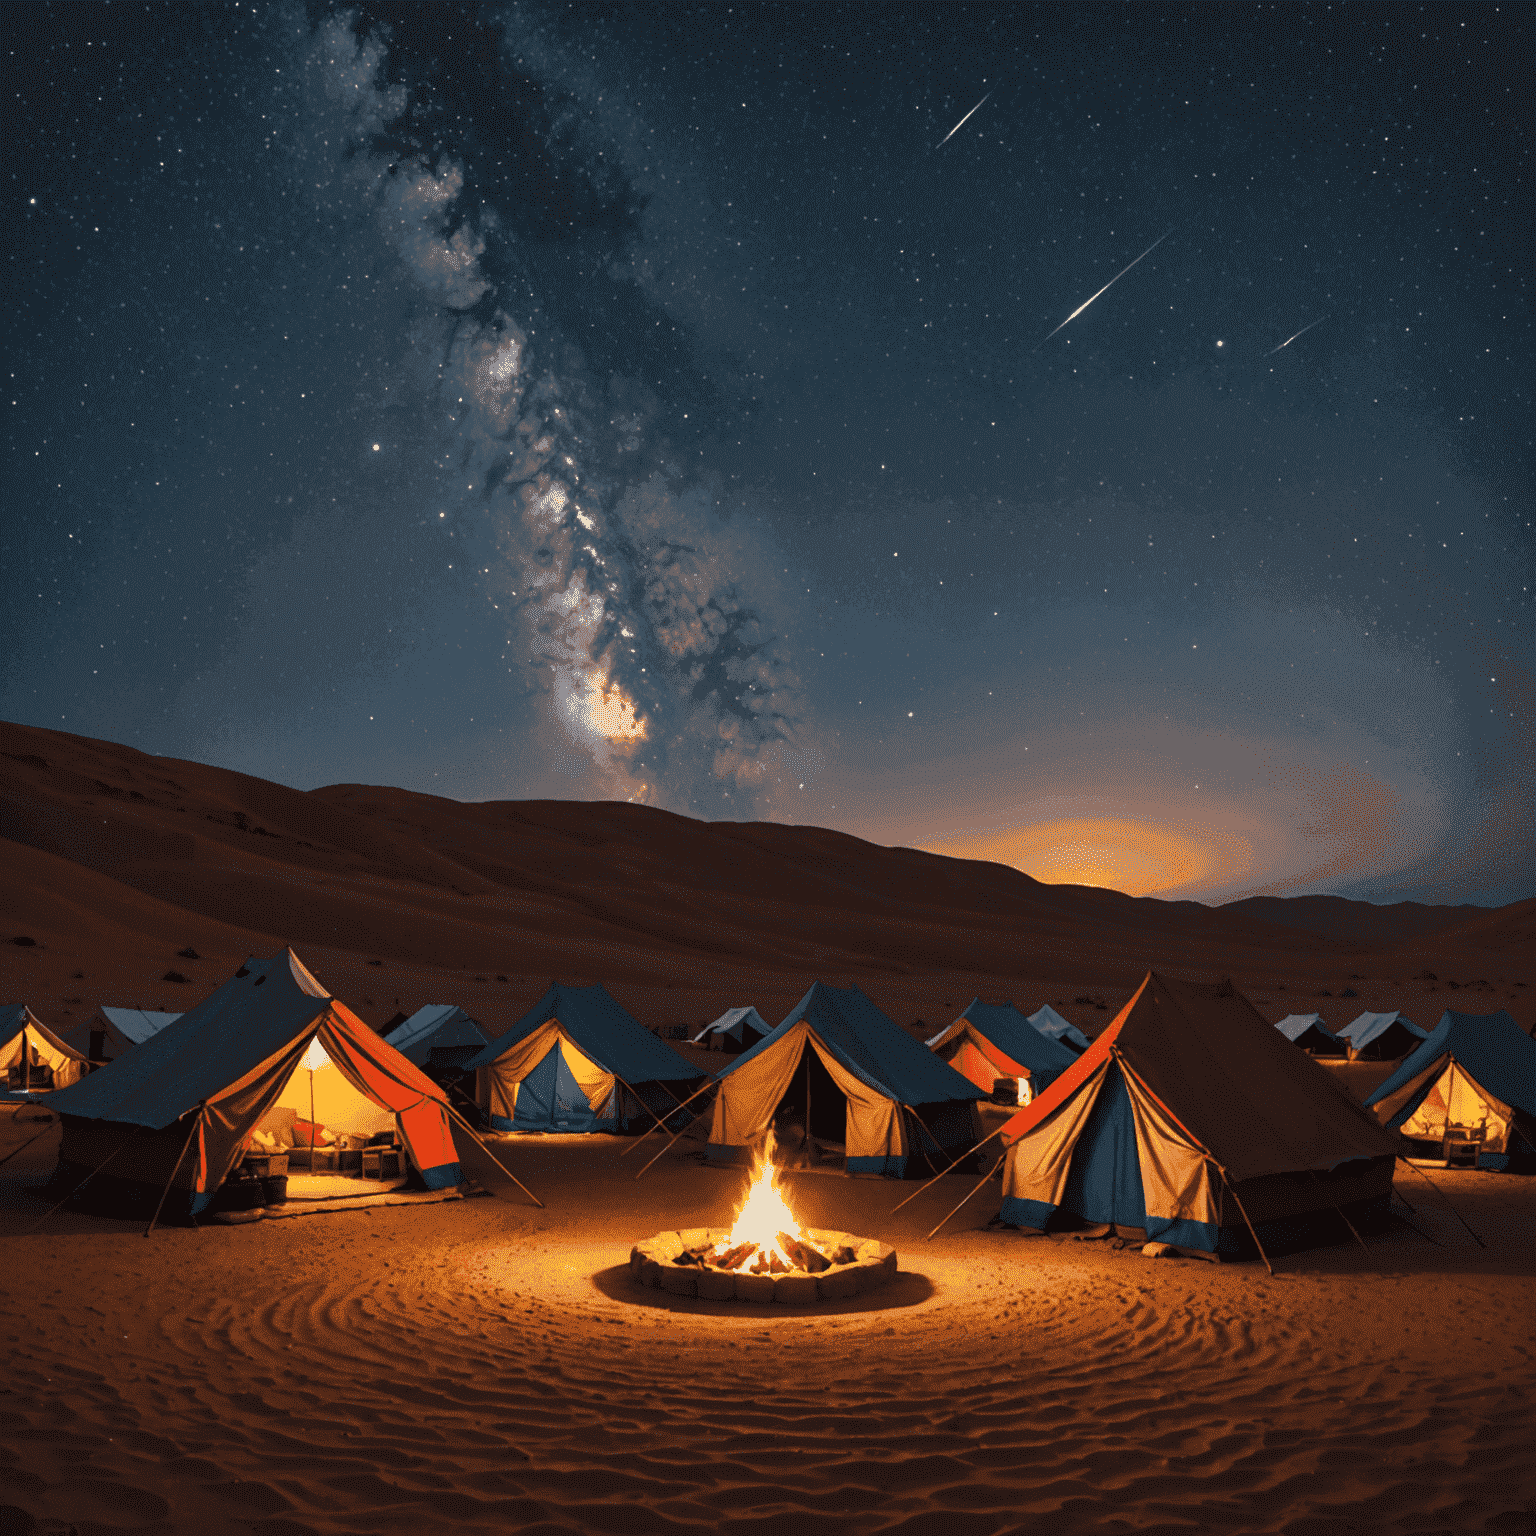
[[1, 1005, 88, 1092], [43, 950, 461, 1219], [927, 1000, 1080, 1103], [993, 972, 1398, 1258]]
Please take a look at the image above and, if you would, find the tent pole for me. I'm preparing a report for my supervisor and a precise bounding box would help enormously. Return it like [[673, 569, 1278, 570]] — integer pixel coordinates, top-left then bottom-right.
[[619, 1077, 719, 1158], [442, 1100, 544, 1208], [144, 1108, 205, 1238], [1217, 1169, 1274, 1275], [606, 1068, 675, 1138], [1395, 1157, 1485, 1247], [633, 1083, 720, 1181], [891, 1120, 1011, 1213], [926, 1152, 1006, 1240]]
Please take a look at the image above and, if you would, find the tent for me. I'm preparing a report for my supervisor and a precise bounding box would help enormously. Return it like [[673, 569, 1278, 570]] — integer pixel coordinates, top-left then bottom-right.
[[708, 982, 985, 1177], [691, 1006, 772, 1054], [60, 1007, 181, 1065], [42, 949, 461, 1219], [1027, 1004, 1091, 1054], [1365, 1009, 1536, 1172], [384, 1004, 489, 1074], [1338, 1010, 1427, 1061], [994, 972, 1398, 1258], [1, 1006, 88, 1092], [466, 983, 699, 1134], [1274, 1013, 1347, 1057], [927, 1000, 1079, 1103]]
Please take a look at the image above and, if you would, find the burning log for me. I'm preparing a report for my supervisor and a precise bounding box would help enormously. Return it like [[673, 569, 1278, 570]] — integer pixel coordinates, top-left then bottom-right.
[[776, 1233, 830, 1273]]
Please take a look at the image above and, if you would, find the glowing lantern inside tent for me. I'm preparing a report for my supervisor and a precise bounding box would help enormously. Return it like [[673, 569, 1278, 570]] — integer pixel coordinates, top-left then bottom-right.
[[299, 1035, 332, 1146]]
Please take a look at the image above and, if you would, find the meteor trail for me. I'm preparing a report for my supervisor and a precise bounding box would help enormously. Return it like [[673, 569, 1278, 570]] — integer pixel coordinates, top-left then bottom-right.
[[935, 91, 990, 149], [1037, 231, 1172, 346], [1266, 316, 1328, 356]]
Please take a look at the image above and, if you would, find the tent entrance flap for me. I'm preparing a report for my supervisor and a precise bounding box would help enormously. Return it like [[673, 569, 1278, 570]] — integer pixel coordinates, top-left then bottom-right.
[[770, 1045, 847, 1145], [1061, 1064, 1147, 1232], [514, 1043, 602, 1132]]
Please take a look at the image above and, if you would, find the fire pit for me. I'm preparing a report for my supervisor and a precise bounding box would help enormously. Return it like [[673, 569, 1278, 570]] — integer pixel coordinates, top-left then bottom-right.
[[628, 1129, 897, 1304]]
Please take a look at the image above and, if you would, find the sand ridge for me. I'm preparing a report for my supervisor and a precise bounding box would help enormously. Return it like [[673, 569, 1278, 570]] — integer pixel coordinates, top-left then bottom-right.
[[1, 1126, 1533, 1535]]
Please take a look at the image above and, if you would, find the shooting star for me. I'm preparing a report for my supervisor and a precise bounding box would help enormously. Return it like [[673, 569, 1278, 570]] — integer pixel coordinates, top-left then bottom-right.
[[936, 91, 991, 150], [1266, 316, 1328, 356], [1037, 230, 1173, 346]]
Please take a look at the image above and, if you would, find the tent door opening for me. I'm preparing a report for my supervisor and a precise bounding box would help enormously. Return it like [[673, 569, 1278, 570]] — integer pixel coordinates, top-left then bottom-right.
[[1061, 1064, 1148, 1235], [770, 1045, 847, 1166], [513, 1043, 597, 1133]]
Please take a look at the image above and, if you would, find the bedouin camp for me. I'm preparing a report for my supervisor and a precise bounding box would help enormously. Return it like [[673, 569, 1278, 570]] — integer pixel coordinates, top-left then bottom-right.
[[40, 949, 462, 1220], [691, 1006, 772, 1053], [60, 1006, 182, 1066], [1026, 1003, 1091, 1053], [1, 1005, 89, 1093], [707, 981, 985, 1176], [465, 982, 699, 1133], [926, 999, 1079, 1104], [1273, 1012, 1347, 1057], [384, 1003, 489, 1076], [1337, 1010, 1427, 1061], [1365, 1009, 1536, 1172], [992, 972, 1399, 1259]]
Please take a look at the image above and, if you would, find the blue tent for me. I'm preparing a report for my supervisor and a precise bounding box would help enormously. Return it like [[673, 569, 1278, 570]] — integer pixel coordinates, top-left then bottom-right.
[[465, 983, 698, 1134], [707, 982, 984, 1176], [691, 1006, 771, 1053], [1027, 1004, 1091, 1054], [996, 973, 1398, 1257], [1365, 1010, 1536, 1172], [1338, 1010, 1427, 1061], [384, 1004, 488, 1073], [1273, 1013, 1347, 1057], [927, 1000, 1079, 1095], [60, 1007, 181, 1064], [41, 950, 462, 1217]]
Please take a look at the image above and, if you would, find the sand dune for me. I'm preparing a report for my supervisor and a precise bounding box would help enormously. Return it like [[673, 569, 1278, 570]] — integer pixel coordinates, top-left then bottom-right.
[[2, 720, 1534, 1533]]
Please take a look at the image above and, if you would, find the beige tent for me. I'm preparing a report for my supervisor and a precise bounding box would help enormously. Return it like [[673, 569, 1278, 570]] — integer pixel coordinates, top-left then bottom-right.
[[1, 1005, 88, 1091]]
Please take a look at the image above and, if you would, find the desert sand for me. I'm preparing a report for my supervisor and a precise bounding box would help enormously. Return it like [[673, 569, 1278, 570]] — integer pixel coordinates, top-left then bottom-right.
[[2, 720, 1535, 1533]]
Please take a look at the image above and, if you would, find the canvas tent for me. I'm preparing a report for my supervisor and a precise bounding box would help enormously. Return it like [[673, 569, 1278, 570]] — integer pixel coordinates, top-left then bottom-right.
[[467, 983, 698, 1134], [1365, 1009, 1536, 1172], [41, 949, 461, 1219], [1274, 1013, 1346, 1057], [1338, 1010, 1427, 1061], [61, 1007, 181, 1065], [708, 982, 985, 1177], [1, 1006, 88, 1092], [994, 972, 1398, 1258], [1027, 1004, 1091, 1054], [691, 1007, 772, 1054], [927, 1000, 1079, 1103], [384, 1004, 488, 1074]]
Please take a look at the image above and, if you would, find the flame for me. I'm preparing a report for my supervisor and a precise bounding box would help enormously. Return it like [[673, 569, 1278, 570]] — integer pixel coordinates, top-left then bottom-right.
[[721, 1129, 805, 1271]]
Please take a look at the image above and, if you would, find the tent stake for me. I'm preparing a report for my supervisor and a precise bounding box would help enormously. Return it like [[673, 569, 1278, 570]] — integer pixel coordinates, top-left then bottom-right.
[[0, 1124, 54, 1172], [926, 1153, 1006, 1240], [633, 1080, 722, 1181], [145, 1108, 205, 1238], [1395, 1157, 1485, 1247], [1219, 1171, 1274, 1275], [620, 1077, 718, 1157], [891, 1121, 1010, 1213], [27, 1139, 133, 1234], [443, 1101, 544, 1208]]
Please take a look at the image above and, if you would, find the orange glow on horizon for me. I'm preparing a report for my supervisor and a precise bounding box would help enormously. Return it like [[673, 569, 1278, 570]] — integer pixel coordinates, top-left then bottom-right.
[[921, 816, 1232, 898]]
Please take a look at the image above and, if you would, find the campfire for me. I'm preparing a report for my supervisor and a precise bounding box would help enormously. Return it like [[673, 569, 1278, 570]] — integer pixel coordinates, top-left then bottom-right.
[[630, 1130, 898, 1304]]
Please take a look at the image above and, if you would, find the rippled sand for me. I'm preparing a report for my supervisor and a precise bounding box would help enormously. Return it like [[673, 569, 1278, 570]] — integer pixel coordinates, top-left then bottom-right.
[[2, 1123, 1532, 1535]]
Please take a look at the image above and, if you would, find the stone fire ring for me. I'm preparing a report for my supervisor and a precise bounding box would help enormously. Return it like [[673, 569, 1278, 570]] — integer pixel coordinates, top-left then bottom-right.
[[630, 1227, 898, 1304]]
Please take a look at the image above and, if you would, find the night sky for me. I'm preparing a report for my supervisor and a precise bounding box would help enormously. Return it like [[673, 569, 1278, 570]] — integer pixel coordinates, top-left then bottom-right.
[[5, 2, 1532, 905]]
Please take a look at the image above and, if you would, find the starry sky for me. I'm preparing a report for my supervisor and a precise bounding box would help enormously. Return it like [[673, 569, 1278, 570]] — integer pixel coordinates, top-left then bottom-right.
[[5, 1, 1532, 905]]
